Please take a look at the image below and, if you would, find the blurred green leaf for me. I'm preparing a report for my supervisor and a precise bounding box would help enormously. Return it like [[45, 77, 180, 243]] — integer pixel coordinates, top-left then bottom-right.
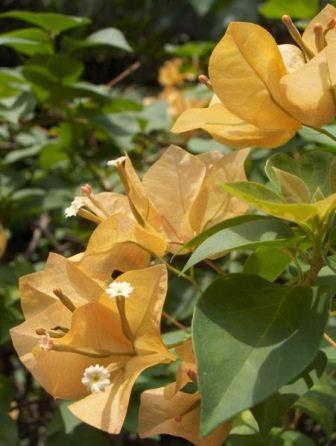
[[295, 377, 336, 441], [260, 0, 318, 19], [188, 0, 217, 15], [0, 28, 53, 55], [0, 11, 90, 35], [64, 27, 132, 53]]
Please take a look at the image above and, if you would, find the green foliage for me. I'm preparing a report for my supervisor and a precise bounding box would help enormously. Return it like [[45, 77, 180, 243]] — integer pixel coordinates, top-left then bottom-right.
[[1, 3, 336, 445], [183, 218, 296, 271], [260, 0, 318, 19], [193, 274, 330, 435]]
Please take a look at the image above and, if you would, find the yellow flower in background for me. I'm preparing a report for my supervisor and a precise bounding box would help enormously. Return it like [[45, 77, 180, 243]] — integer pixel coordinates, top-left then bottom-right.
[[106, 145, 249, 253], [11, 259, 174, 434], [158, 58, 188, 87], [139, 341, 231, 445], [0, 222, 6, 258], [172, 5, 336, 149], [143, 57, 209, 119]]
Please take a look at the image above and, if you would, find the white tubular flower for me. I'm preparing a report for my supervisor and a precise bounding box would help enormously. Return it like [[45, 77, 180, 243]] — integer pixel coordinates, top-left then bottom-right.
[[107, 156, 126, 167], [81, 364, 111, 393], [64, 197, 84, 218], [106, 281, 134, 299], [38, 333, 54, 351]]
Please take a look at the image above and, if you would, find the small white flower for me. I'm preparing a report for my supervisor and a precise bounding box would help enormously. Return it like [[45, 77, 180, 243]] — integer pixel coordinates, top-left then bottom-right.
[[81, 364, 111, 393], [107, 156, 126, 167], [38, 333, 54, 351], [64, 197, 84, 218], [106, 281, 134, 299]]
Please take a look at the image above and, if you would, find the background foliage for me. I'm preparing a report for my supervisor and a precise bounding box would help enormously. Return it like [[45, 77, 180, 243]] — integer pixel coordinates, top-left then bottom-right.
[[0, 0, 336, 445]]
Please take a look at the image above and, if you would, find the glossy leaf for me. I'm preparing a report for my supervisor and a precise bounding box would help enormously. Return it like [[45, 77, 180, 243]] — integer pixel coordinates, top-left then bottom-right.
[[252, 351, 327, 436], [223, 182, 318, 223], [193, 274, 330, 435], [243, 247, 292, 281], [183, 218, 295, 271], [266, 151, 336, 198]]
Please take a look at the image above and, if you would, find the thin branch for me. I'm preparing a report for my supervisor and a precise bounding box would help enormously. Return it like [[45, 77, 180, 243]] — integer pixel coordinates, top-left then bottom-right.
[[162, 311, 188, 331], [204, 259, 226, 276], [108, 62, 141, 88], [324, 332, 336, 348]]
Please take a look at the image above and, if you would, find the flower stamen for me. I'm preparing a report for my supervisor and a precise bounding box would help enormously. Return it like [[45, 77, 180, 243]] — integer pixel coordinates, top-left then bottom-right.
[[106, 281, 134, 342], [198, 74, 213, 91], [282, 15, 315, 60], [313, 23, 326, 52], [81, 183, 111, 218], [53, 288, 76, 312]]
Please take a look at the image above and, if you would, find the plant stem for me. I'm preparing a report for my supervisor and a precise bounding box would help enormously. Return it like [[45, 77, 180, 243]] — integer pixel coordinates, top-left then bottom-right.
[[162, 311, 188, 331], [204, 259, 226, 276], [324, 332, 336, 348], [306, 125, 336, 145], [158, 257, 202, 292]]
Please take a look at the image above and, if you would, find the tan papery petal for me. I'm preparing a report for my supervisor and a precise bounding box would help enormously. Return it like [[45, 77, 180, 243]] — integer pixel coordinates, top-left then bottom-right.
[[77, 213, 166, 280], [142, 145, 206, 244], [171, 104, 297, 149], [70, 354, 167, 434], [189, 149, 249, 232], [20, 252, 105, 319], [208, 22, 299, 131], [279, 47, 336, 127], [278, 44, 305, 73], [303, 4, 336, 53], [139, 388, 231, 446]]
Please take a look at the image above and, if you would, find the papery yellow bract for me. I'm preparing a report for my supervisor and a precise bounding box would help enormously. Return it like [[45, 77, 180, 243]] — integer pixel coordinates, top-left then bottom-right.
[[119, 145, 249, 253], [11, 259, 174, 434], [139, 340, 231, 445], [172, 6, 336, 149]]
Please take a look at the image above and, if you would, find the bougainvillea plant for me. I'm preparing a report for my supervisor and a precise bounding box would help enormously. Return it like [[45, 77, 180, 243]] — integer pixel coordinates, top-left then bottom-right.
[[11, 4, 336, 445]]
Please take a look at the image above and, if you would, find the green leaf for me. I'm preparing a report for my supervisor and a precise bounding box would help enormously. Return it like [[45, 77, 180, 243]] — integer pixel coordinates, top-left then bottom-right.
[[300, 125, 336, 150], [252, 351, 327, 436], [0, 28, 52, 55], [193, 274, 330, 435], [223, 182, 318, 223], [181, 215, 268, 253], [183, 218, 295, 271], [266, 151, 336, 198], [0, 11, 90, 35], [259, 0, 318, 19], [0, 414, 18, 446], [64, 27, 132, 53], [295, 378, 336, 440], [226, 430, 316, 445], [59, 401, 81, 434], [243, 247, 292, 281]]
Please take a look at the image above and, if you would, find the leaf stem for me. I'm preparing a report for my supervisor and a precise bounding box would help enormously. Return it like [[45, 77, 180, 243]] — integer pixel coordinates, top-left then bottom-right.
[[158, 257, 202, 292], [306, 125, 336, 144]]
